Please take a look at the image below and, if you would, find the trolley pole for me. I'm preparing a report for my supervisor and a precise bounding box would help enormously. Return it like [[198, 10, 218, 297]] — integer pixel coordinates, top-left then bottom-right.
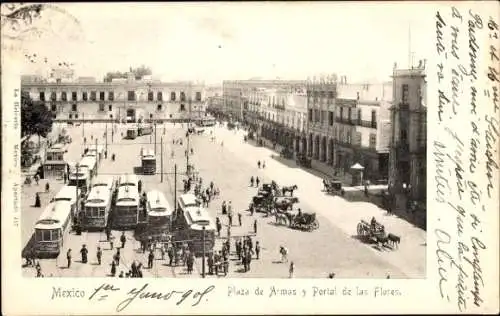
[[186, 131, 190, 174], [202, 225, 206, 278], [160, 135, 164, 183]]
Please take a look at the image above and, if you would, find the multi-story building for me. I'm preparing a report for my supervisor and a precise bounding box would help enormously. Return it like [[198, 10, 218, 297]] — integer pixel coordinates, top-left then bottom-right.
[[306, 75, 393, 183], [21, 72, 206, 122], [389, 65, 427, 203], [222, 79, 305, 122]]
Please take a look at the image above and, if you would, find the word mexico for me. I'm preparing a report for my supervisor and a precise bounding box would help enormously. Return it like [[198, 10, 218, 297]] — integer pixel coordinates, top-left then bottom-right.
[[52, 287, 86, 299]]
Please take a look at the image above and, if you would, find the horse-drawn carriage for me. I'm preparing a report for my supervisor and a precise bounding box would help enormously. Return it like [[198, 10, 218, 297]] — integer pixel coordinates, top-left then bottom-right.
[[296, 153, 311, 168], [356, 218, 400, 249], [280, 147, 294, 159], [323, 179, 343, 195], [274, 196, 299, 211], [289, 212, 319, 232]]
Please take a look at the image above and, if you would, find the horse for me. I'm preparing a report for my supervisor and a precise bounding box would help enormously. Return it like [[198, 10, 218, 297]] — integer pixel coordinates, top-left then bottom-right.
[[281, 185, 298, 196], [275, 213, 288, 226], [387, 233, 401, 249]]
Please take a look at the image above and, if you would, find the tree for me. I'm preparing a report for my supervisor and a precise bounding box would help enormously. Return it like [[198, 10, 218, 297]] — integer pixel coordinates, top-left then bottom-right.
[[132, 65, 152, 80], [21, 91, 53, 139]]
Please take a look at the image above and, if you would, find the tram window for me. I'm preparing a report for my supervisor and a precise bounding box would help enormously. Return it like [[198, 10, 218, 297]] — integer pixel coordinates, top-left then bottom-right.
[[42, 230, 51, 241], [35, 230, 43, 241], [108, 104, 112, 111], [99, 209, 105, 217], [52, 229, 60, 240]]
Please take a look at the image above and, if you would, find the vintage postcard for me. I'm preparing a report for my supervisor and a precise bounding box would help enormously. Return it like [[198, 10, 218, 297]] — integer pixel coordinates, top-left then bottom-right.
[[1, 1, 498, 315]]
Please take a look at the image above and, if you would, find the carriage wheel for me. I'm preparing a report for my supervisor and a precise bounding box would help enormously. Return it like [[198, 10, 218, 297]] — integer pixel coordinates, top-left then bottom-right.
[[357, 223, 363, 236]]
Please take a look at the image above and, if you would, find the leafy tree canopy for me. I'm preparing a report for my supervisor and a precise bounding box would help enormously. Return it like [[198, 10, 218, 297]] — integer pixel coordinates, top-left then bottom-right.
[[21, 90, 53, 139], [103, 65, 152, 82]]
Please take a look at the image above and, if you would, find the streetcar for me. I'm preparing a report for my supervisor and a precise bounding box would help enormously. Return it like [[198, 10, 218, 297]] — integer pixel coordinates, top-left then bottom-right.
[[68, 167, 91, 194], [126, 127, 138, 139], [85, 144, 105, 162], [138, 124, 153, 136], [53, 185, 82, 218], [113, 185, 139, 228], [176, 193, 200, 210], [146, 190, 173, 228], [33, 201, 72, 257], [78, 155, 97, 178], [141, 149, 156, 175], [83, 184, 113, 230], [174, 206, 215, 256]]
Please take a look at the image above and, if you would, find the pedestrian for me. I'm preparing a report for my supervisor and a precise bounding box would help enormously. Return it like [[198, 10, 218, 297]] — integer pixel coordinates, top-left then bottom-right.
[[238, 212, 242, 226], [112, 153, 115, 161], [96, 247, 102, 265], [66, 249, 72, 268], [109, 234, 115, 250], [255, 241, 261, 259], [208, 253, 214, 275], [131, 261, 138, 277], [148, 250, 154, 269], [328, 273, 336, 279], [250, 176, 254, 187], [161, 245, 165, 260], [36, 262, 43, 277], [257, 160, 261, 169], [280, 246, 288, 263], [111, 261, 117, 277], [119, 271, 125, 278], [34, 192, 41, 208], [255, 177, 260, 188], [289, 261, 295, 278], [253, 219, 258, 234], [120, 232, 126, 249], [34, 174, 39, 185], [262, 161, 266, 168], [63, 172, 68, 184], [137, 263, 143, 277], [80, 244, 88, 264], [168, 246, 174, 266], [138, 180, 143, 193], [246, 251, 252, 271], [114, 249, 121, 265], [228, 213, 233, 227], [216, 217, 222, 237], [221, 201, 227, 215]]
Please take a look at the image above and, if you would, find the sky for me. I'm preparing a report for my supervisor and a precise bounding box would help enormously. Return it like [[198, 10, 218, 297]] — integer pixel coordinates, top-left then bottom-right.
[[9, 2, 436, 84]]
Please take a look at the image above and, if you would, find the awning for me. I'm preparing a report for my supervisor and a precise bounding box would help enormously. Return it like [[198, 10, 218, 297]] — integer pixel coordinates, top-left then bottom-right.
[[350, 163, 365, 170]]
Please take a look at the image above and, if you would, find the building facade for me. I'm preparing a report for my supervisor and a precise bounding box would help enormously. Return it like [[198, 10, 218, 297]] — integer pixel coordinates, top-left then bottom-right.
[[21, 72, 206, 122], [222, 79, 305, 122], [389, 66, 427, 202], [306, 75, 393, 182]]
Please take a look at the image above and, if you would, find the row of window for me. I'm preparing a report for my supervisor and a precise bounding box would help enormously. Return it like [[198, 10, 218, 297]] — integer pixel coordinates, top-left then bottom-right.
[[51, 102, 173, 113], [308, 108, 377, 127], [39, 91, 202, 102], [310, 130, 377, 149], [307, 90, 336, 99]]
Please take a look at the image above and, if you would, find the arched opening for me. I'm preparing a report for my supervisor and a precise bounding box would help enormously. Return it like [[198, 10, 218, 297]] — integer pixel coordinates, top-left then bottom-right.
[[314, 135, 320, 160], [170, 92, 176, 101], [321, 136, 327, 162], [328, 138, 334, 165]]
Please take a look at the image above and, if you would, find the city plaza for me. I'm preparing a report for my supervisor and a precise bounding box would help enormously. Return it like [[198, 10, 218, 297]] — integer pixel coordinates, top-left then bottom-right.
[[21, 118, 426, 278]]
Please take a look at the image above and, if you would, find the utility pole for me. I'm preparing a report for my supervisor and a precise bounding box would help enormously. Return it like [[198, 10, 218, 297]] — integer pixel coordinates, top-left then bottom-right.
[[95, 138, 98, 175], [202, 225, 206, 278], [186, 130, 190, 175], [160, 135, 164, 183], [154, 119, 157, 155], [105, 122, 108, 155], [82, 112, 85, 140], [75, 163, 79, 224], [174, 164, 177, 213]]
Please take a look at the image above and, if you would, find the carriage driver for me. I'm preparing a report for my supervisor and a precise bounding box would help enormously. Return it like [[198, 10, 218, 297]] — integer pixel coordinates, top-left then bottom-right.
[[370, 217, 377, 230], [297, 208, 302, 217]]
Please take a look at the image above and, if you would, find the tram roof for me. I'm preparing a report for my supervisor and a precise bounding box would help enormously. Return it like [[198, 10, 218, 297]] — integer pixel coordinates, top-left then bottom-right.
[[79, 155, 97, 168], [92, 175, 115, 187], [146, 190, 172, 216], [85, 186, 111, 206], [54, 185, 80, 202], [116, 185, 139, 204], [118, 174, 138, 186], [178, 193, 199, 208], [35, 201, 72, 230], [184, 206, 215, 230]]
